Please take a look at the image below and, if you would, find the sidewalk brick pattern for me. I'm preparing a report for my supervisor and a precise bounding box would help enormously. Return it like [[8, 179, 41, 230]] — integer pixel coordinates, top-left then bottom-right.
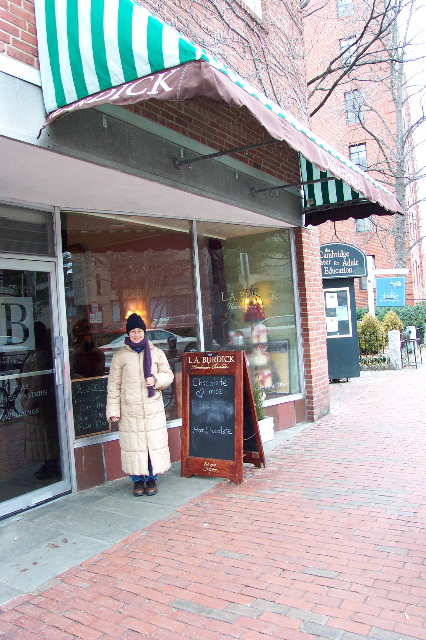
[[1, 366, 426, 639]]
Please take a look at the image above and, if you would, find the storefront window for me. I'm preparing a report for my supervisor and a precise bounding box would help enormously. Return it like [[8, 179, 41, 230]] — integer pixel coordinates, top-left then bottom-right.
[[61, 213, 301, 437], [196, 223, 301, 397], [0, 204, 54, 256], [61, 213, 198, 423]]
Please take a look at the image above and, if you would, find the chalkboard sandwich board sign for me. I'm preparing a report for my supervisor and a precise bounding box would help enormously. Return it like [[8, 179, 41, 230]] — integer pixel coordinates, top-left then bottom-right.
[[72, 375, 111, 438], [181, 351, 265, 483]]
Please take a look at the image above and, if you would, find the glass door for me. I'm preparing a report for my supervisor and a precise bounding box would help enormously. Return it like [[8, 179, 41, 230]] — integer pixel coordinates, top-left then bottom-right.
[[0, 258, 70, 519]]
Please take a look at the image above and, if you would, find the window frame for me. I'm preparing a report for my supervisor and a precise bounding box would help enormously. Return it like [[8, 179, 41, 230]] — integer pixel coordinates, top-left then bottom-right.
[[345, 89, 364, 124], [336, 0, 354, 17], [239, 0, 262, 17], [340, 36, 357, 66], [355, 217, 374, 233], [349, 143, 367, 171], [359, 255, 375, 290]]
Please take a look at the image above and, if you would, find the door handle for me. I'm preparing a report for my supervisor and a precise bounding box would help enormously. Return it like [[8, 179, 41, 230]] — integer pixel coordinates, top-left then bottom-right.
[[54, 336, 64, 386]]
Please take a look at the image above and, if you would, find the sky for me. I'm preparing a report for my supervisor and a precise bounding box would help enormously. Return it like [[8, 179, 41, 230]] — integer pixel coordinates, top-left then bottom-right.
[[405, 0, 426, 233]]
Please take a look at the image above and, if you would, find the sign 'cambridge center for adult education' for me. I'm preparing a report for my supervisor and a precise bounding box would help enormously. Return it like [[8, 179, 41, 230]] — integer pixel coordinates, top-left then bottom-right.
[[320, 243, 367, 279], [181, 351, 265, 483]]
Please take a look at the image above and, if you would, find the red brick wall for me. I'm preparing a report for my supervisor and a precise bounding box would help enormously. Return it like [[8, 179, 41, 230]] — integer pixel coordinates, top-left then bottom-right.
[[318, 218, 420, 308], [0, 1, 37, 67], [294, 227, 330, 421], [1, 0, 309, 120], [129, 98, 301, 183], [1, 0, 304, 184], [0, 0, 306, 184], [3, 0, 331, 421], [137, 0, 309, 120], [303, 1, 424, 306]]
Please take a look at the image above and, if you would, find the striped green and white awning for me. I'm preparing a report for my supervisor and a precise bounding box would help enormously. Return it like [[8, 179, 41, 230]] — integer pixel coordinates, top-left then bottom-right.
[[300, 156, 363, 207], [34, 0, 403, 222], [35, 0, 207, 115]]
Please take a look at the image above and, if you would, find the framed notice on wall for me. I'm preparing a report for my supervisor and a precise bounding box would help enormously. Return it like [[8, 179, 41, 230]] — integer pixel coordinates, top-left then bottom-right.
[[324, 287, 352, 338], [181, 351, 265, 483]]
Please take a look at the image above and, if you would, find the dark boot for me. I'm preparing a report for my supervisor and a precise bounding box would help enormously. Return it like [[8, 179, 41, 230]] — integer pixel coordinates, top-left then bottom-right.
[[145, 479, 157, 496], [133, 480, 145, 496]]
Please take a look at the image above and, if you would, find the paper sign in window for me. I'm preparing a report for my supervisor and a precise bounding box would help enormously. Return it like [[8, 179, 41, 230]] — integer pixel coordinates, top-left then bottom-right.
[[326, 317, 339, 333], [336, 306, 349, 321], [325, 292, 338, 308]]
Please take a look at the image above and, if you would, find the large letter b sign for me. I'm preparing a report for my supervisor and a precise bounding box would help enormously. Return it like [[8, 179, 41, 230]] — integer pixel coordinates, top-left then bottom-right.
[[0, 297, 35, 352]]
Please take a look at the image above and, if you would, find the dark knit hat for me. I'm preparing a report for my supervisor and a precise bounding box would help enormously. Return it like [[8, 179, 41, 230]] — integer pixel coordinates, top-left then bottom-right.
[[126, 313, 146, 334]]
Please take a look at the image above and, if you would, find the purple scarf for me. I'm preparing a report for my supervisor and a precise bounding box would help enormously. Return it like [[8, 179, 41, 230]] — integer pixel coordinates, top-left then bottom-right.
[[125, 336, 155, 397]]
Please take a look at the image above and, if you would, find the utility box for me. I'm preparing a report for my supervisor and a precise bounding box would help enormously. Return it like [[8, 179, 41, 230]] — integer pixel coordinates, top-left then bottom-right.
[[407, 326, 417, 339]]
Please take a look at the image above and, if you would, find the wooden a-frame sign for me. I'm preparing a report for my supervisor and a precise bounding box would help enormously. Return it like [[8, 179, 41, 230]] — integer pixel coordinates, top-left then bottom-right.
[[181, 351, 266, 483]]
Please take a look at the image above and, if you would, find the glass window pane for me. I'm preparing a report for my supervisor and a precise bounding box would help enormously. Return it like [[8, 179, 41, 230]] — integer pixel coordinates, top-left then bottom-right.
[[337, 0, 353, 17], [359, 276, 368, 290], [345, 90, 363, 124], [241, 0, 262, 16], [0, 269, 62, 502], [61, 213, 198, 422], [196, 222, 301, 397], [355, 217, 373, 232], [0, 204, 54, 256], [349, 143, 367, 170], [340, 36, 356, 66], [324, 287, 352, 337]]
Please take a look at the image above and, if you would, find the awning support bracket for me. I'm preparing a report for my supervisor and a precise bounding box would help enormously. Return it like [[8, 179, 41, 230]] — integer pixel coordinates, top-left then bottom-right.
[[174, 139, 278, 169], [251, 176, 336, 197]]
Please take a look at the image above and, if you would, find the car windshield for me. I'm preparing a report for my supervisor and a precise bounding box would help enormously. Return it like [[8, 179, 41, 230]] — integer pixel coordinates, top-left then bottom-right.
[[99, 335, 124, 348], [254, 316, 294, 329]]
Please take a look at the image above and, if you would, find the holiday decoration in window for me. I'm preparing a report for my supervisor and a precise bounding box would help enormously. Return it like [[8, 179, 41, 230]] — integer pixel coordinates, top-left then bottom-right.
[[243, 288, 265, 322]]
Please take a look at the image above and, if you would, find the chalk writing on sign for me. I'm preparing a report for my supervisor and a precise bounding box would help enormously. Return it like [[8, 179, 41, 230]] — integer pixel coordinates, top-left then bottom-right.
[[72, 376, 110, 438], [189, 375, 235, 460]]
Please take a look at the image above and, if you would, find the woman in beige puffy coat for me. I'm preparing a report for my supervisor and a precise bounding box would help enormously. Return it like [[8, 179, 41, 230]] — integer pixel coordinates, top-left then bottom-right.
[[106, 313, 174, 497]]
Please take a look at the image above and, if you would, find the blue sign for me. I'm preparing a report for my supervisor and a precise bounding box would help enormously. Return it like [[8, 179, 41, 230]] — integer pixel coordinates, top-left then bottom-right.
[[376, 277, 406, 307]]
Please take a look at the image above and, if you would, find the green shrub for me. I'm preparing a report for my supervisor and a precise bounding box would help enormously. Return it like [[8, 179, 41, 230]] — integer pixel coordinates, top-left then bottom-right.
[[356, 307, 368, 321], [358, 304, 426, 341], [382, 310, 404, 333], [359, 354, 391, 370], [397, 304, 426, 328], [358, 312, 383, 333], [358, 313, 384, 355]]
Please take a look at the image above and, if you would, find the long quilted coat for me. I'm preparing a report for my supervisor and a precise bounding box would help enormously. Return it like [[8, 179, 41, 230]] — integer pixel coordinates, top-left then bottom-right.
[[106, 342, 174, 476]]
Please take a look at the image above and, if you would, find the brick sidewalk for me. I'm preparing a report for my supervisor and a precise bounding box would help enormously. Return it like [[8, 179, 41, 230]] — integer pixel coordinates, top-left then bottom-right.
[[2, 366, 426, 640]]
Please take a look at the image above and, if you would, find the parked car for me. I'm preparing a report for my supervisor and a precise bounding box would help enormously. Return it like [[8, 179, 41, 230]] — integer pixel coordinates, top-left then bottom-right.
[[151, 314, 197, 328], [100, 329, 198, 368], [152, 314, 198, 338]]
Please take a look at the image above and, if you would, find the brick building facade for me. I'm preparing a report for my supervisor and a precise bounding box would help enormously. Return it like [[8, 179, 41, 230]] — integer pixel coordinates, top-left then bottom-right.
[[0, 0, 400, 517], [303, 0, 425, 307]]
